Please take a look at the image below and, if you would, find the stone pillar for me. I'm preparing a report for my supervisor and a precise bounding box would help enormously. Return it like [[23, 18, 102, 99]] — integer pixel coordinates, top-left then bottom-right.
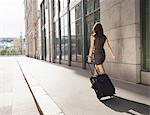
[[100, 0, 141, 83]]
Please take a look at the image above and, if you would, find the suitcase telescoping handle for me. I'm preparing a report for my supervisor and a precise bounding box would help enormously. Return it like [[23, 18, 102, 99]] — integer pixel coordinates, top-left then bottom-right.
[[87, 61, 99, 76]]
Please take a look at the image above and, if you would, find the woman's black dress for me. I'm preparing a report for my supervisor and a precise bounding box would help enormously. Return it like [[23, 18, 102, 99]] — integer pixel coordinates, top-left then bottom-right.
[[94, 35, 106, 65]]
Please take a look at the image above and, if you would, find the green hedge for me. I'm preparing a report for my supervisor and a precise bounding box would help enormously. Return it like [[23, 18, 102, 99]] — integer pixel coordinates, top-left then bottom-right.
[[0, 48, 21, 55]]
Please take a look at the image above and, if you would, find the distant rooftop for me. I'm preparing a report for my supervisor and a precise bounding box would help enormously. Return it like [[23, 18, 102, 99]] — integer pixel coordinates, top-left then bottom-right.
[[0, 38, 14, 42], [0, 37, 15, 49]]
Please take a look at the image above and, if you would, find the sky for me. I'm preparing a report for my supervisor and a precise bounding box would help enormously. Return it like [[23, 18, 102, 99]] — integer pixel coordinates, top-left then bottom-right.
[[0, 0, 25, 38]]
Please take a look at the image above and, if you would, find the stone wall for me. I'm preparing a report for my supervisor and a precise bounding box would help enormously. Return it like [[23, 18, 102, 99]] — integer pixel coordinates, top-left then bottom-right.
[[100, 0, 141, 83]]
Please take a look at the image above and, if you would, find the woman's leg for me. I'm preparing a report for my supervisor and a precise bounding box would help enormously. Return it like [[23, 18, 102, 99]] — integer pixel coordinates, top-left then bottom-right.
[[94, 65, 98, 76], [95, 64, 105, 74]]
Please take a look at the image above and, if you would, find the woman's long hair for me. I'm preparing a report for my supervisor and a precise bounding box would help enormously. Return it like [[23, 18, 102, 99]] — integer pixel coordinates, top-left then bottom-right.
[[92, 22, 104, 38]]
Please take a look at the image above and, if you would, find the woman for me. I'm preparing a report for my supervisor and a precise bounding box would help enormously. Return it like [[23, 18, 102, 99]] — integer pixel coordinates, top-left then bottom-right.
[[88, 22, 115, 75]]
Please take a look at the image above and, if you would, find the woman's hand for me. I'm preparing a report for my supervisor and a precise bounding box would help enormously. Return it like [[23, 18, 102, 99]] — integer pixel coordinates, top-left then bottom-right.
[[111, 54, 116, 60], [88, 56, 92, 63], [104, 38, 116, 60]]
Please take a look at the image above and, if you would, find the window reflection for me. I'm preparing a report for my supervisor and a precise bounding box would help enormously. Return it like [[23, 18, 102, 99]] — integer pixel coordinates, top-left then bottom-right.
[[64, 14, 68, 27], [54, 21, 59, 59], [53, 0, 58, 17], [85, 0, 100, 54], [64, 0, 68, 8], [60, 0, 68, 11], [141, 0, 150, 70], [70, 0, 75, 2], [94, 0, 100, 10], [60, 0, 64, 10], [76, 20, 82, 59], [70, 3, 82, 62], [86, 0, 94, 15], [71, 22, 76, 61], [70, 8, 75, 23], [53, 0, 100, 63], [94, 9, 100, 23], [75, 4, 81, 19], [64, 27, 68, 60], [71, 22, 76, 35], [60, 14, 68, 61], [86, 14, 94, 52], [61, 28, 65, 60]]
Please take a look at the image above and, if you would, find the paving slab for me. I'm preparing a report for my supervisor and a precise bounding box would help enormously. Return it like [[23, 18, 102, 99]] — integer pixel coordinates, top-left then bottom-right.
[[18, 60, 64, 115], [17, 56, 150, 115], [0, 57, 40, 115]]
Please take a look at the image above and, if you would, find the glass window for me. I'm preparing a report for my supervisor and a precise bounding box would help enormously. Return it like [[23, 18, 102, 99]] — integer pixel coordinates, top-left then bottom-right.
[[77, 36, 82, 55], [94, 9, 100, 23], [54, 5, 58, 17], [60, 0, 67, 11], [70, 0, 75, 2], [76, 20, 82, 36], [54, 0, 58, 6], [70, 2, 82, 62], [54, 21, 59, 59], [61, 16, 64, 60], [71, 22, 76, 35], [61, 28, 65, 60], [71, 22, 76, 61], [70, 8, 75, 23], [86, 14, 94, 51], [64, 14, 68, 27], [141, 0, 150, 70], [75, 4, 81, 19], [86, 14, 94, 34], [76, 19, 82, 62], [60, 14, 68, 61], [86, 0, 94, 14], [77, 20, 82, 60], [65, 27, 68, 60], [70, 8, 76, 61], [85, 0, 100, 53], [94, 0, 100, 10], [53, 0, 58, 17], [64, 0, 68, 8], [61, 16, 64, 28], [60, 0, 64, 11], [77, 36, 82, 62], [64, 26, 68, 39]]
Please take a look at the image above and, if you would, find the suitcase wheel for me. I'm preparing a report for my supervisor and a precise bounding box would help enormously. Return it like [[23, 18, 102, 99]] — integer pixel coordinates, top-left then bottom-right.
[[110, 95, 115, 98]]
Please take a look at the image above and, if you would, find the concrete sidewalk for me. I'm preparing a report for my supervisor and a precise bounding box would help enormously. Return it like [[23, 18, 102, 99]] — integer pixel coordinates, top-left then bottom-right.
[[0, 57, 39, 115], [17, 56, 150, 115]]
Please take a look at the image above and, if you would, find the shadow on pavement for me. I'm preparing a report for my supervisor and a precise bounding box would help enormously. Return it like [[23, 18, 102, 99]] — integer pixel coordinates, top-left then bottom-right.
[[101, 96, 150, 115]]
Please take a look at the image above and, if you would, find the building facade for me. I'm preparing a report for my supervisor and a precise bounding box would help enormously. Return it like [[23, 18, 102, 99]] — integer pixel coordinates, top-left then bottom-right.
[[24, 0, 150, 85], [13, 37, 26, 55], [24, 0, 39, 58], [100, 0, 150, 85]]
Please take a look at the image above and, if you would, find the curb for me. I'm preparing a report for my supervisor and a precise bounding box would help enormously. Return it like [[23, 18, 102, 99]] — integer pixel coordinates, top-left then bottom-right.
[[17, 60, 64, 115]]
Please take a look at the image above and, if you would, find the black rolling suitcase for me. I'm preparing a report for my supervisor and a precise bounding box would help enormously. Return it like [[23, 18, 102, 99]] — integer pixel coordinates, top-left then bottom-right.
[[87, 62, 115, 100]]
